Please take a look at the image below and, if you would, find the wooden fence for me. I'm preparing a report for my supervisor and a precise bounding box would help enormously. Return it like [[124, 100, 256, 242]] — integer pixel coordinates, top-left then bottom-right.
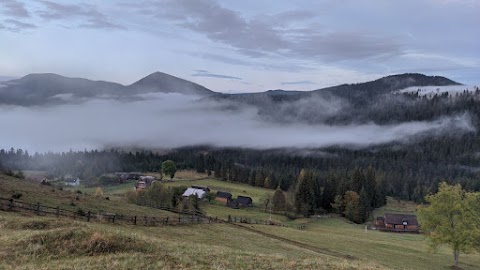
[[0, 197, 307, 230], [0, 197, 214, 226], [227, 215, 307, 230]]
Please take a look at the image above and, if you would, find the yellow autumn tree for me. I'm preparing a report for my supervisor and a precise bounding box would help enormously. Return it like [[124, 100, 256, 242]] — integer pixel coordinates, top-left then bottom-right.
[[417, 182, 480, 269]]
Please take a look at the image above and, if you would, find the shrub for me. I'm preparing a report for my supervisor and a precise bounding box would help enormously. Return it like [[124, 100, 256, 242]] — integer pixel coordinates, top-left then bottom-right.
[[11, 192, 22, 200]]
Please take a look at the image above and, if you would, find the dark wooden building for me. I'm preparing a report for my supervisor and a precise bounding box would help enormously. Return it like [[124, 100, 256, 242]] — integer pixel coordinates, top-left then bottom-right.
[[236, 196, 253, 207], [375, 213, 419, 233], [215, 191, 232, 203]]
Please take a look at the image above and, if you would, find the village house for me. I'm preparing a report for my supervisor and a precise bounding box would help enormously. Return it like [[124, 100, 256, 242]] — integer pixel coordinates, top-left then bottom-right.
[[215, 191, 232, 203], [191, 185, 210, 192], [375, 213, 419, 233], [182, 187, 206, 199], [134, 180, 147, 191], [64, 177, 81, 187], [236, 196, 253, 207]]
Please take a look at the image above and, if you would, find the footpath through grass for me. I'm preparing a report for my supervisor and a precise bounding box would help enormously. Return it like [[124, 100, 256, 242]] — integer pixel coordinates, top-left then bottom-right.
[[250, 217, 480, 270]]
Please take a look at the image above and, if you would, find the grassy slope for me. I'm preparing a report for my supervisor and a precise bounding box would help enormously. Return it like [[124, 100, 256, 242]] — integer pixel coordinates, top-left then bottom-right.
[[251, 217, 480, 270], [0, 211, 383, 270], [2, 173, 480, 269], [163, 178, 293, 223], [0, 174, 171, 217]]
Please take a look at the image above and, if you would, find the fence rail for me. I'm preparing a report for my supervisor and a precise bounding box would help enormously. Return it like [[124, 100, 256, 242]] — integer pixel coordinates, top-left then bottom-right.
[[0, 197, 307, 230], [0, 197, 214, 226]]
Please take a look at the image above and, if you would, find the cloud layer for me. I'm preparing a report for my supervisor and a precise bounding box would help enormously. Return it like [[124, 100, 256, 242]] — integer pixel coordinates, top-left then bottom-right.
[[0, 93, 474, 153]]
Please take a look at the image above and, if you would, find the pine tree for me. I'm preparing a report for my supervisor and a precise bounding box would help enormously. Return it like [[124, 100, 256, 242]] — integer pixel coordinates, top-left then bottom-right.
[[272, 188, 286, 212]]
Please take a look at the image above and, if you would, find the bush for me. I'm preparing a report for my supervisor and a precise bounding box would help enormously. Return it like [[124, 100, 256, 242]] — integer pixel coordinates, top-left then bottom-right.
[[76, 208, 86, 216], [11, 192, 22, 200], [14, 171, 25, 179]]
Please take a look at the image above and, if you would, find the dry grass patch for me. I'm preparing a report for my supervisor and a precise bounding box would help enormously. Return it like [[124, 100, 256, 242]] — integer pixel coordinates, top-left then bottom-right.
[[9, 228, 151, 258]]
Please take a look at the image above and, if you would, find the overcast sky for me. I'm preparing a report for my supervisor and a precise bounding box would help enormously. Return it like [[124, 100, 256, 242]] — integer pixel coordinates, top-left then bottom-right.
[[0, 0, 478, 92]]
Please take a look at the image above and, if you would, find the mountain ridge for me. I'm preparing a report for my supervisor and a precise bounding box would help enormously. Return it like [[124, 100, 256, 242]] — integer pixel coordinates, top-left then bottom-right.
[[0, 72, 461, 106]]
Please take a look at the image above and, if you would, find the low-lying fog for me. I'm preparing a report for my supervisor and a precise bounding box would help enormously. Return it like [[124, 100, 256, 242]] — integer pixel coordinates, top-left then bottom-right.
[[0, 93, 474, 153]]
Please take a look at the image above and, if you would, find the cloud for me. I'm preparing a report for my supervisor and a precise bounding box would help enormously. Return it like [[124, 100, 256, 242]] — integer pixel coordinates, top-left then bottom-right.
[[191, 70, 242, 80], [138, 0, 404, 62], [281, 80, 316, 85], [1, 19, 36, 32], [0, 0, 30, 18], [37, 0, 125, 30], [0, 93, 474, 153]]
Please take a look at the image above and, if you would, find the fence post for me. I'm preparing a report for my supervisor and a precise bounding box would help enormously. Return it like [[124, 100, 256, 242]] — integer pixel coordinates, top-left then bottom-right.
[[178, 216, 181, 224], [87, 211, 91, 222], [112, 215, 116, 223], [8, 199, 14, 211], [134, 216, 137, 225], [197, 216, 200, 223], [56, 207, 59, 217], [36, 202, 41, 215], [144, 216, 147, 226], [165, 217, 169, 226]]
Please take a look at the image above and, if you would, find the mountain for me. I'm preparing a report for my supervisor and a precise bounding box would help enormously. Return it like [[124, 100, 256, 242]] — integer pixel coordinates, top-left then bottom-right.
[[127, 72, 215, 96], [315, 73, 460, 100], [0, 73, 124, 106], [0, 72, 216, 106], [209, 73, 464, 125], [0, 72, 460, 106], [213, 73, 461, 105]]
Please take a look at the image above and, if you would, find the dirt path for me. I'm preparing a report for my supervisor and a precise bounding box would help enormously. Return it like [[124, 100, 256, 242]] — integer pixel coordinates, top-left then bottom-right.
[[227, 222, 357, 260]]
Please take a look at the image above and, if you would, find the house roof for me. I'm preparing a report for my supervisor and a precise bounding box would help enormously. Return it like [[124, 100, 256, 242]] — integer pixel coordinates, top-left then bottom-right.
[[384, 213, 418, 226], [216, 191, 232, 199], [191, 185, 210, 192], [65, 178, 79, 183], [236, 195, 252, 205], [182, 188, 206, 198]]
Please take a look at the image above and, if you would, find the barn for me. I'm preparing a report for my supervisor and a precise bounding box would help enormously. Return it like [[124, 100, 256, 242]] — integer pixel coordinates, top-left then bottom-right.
[[215, 191, 232, 203], [376, 213, 419, 233], [236, 196, 253, 207], [182, 188, 206, 199]]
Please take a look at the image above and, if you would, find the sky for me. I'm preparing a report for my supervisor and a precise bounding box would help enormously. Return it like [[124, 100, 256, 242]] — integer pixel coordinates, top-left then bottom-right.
[[0, 0, 478, 93]]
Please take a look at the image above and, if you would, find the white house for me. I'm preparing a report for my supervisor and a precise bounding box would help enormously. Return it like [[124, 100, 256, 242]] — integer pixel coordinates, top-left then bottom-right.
[[182, 188, 206, 199], [65, 177, 81, 187]]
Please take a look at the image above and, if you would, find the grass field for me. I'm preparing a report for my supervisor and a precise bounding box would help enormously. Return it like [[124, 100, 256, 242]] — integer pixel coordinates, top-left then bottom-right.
[[0, 211, 384, 270], [372, 197, 418, 217], [0, 174, 172, 217], [162, 178, 293, 223], [3, 173, 480, 269], [163, 178, 274, 203]]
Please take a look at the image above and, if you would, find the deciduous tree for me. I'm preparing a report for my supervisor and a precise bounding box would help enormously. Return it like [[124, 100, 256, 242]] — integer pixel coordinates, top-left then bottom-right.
[[162, 160, 177, 179], [418, 182, 480, 269]]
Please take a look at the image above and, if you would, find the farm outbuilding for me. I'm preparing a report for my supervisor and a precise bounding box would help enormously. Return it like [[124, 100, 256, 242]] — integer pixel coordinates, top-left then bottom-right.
[[182, 188, 206, 199], [236, 196, 253, 207], [375, 213, 419, 233], [215, 191, 232, 203], [64, 177, 81, 187]]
